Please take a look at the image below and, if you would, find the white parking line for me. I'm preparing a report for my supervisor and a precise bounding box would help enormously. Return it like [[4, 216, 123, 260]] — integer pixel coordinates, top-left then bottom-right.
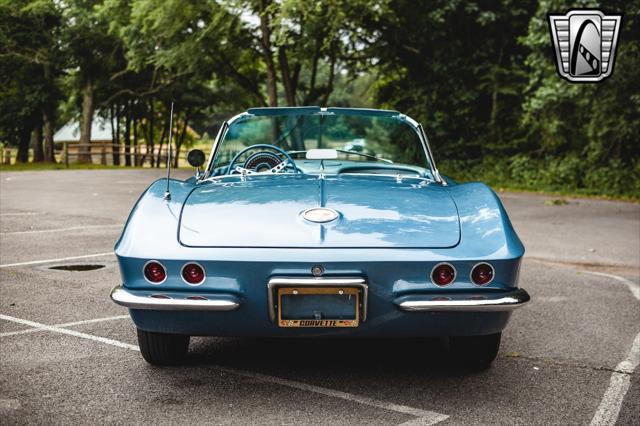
[[590, 331, 640, 426], [0, 252, 114, 268], [1, 224, 121, 235], [0, 314, 138, 351], [0, 315, 129, 337], [585, 271, 640, 425], [216, 366, 449, 425], [57, 314, 130, 328], [0, 212, 42, 216], [0, 329, 39, 337], [0, 313, 449, 425], [583, 271, 640, 301]]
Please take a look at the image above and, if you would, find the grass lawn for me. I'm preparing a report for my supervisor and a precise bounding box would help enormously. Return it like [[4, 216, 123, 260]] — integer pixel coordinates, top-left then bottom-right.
[[488, 184, 639, 203]]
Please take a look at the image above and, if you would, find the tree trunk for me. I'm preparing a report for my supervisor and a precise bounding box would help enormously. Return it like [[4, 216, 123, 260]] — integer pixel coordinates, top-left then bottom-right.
[[41, 63, 56, 163], [146, 101, 155, 167], [42, 108, 56, 162], [78, 79, 94, 164], [279, 46, 296, 106], [259, 0, 278, 107], [174, 115, 189, 168], [113, 104, 121, 166], [124, 102, 132, 167], [489, 45, 505, 147], [110, 105, 117, 164], [31, 118, 44, 162], [320, 48, 337, 107], [490, 87, 499, 143], [303, 39, 322, 105], [132, 113, 139, 166], [17, 124, 31, 163], [156, 114, 169, 168]]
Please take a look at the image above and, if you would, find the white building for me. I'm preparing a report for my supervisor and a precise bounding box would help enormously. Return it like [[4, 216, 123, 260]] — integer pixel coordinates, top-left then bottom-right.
[[53, 114, 114, 143]]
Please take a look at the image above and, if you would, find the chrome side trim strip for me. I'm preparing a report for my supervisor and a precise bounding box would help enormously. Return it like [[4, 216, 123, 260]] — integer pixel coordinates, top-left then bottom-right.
[[110, 286, 240, 311], [267, 277, 368, 322], [396, 288, 530, 312]]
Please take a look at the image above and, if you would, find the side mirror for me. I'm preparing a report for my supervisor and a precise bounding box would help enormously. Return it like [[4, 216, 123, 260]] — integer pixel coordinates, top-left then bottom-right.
[[187, 149, 206, 168]]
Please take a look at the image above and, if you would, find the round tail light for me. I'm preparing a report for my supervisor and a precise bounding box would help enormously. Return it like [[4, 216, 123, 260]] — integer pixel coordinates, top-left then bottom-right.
[[181, 263, 205, 285], [471, 263, 495, 286], [143, 261, 166, 284], [431, 263, 456, 286]]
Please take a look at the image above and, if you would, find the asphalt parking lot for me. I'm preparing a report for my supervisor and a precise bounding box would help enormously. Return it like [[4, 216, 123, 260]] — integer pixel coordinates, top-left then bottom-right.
[[1, 169, 638, 425]]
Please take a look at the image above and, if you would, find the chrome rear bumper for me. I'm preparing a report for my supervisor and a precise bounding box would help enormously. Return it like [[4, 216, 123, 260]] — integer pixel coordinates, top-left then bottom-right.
[[395, 288, 530, 312], [110, 286, 240, 311], [112, 284, 529, 314]]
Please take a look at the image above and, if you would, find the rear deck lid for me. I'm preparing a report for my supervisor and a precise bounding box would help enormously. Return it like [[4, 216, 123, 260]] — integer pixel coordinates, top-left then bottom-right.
[[179, 175, 460, 248]]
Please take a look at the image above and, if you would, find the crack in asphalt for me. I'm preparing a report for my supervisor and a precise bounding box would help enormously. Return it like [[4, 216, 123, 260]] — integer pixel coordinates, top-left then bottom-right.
[[503, 353, 638, 376], [527, 256, 640, 277]]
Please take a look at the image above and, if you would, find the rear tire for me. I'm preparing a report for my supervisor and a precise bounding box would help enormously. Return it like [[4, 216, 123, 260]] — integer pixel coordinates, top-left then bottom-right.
[[137, 328, 190, 366], [449, 332, 501, 369]]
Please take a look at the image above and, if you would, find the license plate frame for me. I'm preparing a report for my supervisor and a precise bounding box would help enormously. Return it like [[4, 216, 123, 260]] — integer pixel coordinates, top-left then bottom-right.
[[277, 287, 360, 328]]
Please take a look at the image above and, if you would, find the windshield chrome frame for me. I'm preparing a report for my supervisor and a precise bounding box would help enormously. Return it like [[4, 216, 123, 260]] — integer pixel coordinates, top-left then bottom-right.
[[202, 112, 248, 180], [400, 114, 445, 185], [202, 110, 444, 185]]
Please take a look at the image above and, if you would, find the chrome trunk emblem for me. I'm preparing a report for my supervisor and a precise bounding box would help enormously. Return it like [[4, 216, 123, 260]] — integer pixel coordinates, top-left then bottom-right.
[[302, 208, 339, 223]]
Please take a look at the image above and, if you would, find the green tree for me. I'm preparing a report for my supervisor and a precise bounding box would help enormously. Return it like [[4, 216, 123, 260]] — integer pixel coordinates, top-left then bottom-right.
[[370, 0, 535, 160], [101, 0, 261, 166], [62, 0, 120, 163], [0, 0, 64, 163], [235, 0, 385, 107], [519, 0, 639, 195]]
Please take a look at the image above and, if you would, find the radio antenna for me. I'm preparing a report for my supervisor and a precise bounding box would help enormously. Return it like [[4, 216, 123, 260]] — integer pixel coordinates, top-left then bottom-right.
[[163, 102, 175, 201]]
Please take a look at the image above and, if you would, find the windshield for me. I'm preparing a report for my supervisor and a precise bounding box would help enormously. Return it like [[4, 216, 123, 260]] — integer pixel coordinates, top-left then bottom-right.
[[211, 110, 431, 177]]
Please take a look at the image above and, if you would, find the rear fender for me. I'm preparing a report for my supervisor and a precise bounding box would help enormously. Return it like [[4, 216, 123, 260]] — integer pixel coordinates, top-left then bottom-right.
[[114, 179, 195, 258], [447, 182, 524, 260]]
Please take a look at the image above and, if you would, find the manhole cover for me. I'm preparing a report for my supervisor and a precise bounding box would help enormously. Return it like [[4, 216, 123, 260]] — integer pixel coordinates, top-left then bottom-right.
[[49, 264, 105, 271]]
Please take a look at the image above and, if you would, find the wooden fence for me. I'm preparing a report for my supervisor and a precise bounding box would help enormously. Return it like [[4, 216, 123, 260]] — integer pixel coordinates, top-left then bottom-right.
[[1, 142, 199, 168]]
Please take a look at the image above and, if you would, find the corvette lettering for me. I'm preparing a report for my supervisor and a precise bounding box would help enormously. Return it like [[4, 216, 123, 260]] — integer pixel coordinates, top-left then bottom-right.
[[279, 319, 358, 328], [300, 320, 336, 327]]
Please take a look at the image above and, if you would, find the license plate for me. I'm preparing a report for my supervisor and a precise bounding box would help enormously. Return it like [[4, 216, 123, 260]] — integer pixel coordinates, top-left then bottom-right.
[[277, 287, 360, 328]]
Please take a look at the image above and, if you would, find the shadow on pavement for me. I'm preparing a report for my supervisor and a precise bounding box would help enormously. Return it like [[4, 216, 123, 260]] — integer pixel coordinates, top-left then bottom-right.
[[185, 337, 486, 376]]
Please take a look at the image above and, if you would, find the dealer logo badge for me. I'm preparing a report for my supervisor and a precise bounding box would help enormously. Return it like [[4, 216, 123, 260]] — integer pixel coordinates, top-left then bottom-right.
[[548, 10, 622, 82]]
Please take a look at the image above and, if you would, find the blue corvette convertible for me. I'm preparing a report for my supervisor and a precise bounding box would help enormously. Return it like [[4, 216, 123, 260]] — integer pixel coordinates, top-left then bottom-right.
[[111, 107, 530, 367]]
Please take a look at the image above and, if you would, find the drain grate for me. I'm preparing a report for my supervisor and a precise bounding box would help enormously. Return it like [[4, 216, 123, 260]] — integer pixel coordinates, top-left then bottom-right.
[[49, 264, 105, 271]]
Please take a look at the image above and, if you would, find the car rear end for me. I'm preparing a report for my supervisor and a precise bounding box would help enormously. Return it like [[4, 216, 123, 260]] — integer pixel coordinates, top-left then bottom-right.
[[112, 176, 529, 366]]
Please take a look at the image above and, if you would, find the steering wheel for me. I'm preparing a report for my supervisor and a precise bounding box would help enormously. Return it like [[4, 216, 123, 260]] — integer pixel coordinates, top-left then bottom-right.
[[227, 144, 301, 175]]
